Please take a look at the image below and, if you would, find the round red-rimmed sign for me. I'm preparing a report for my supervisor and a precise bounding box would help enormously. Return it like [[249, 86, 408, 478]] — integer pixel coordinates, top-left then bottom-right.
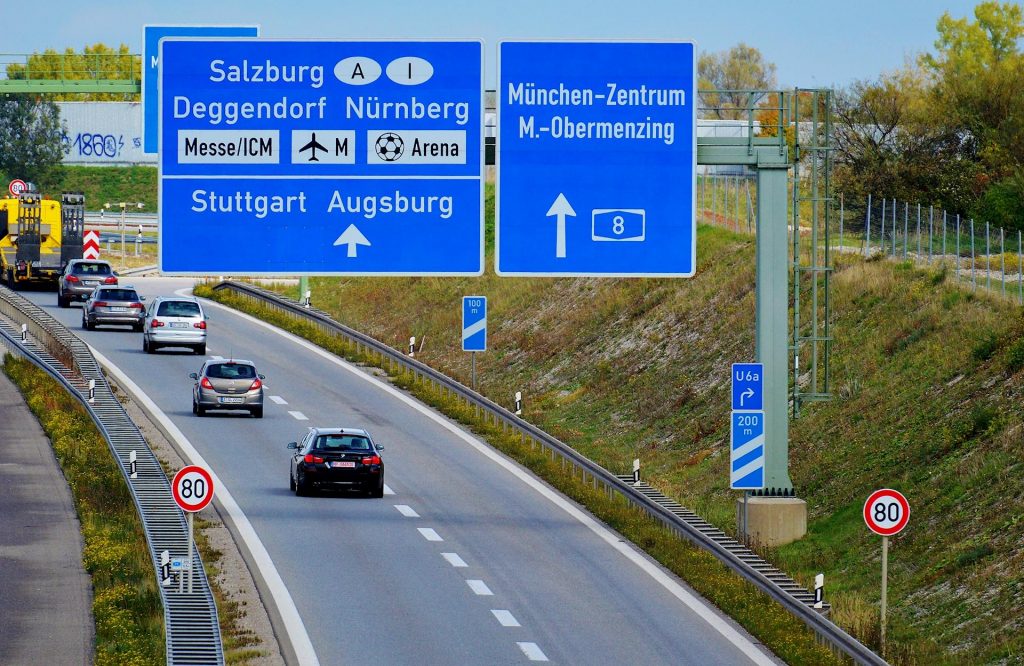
[[8, 179, 27, 196], [172, 465, 215, 513], [863, 488, 910, 536]]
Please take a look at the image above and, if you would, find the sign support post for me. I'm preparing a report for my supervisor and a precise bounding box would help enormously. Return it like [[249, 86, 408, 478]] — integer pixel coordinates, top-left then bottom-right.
[[880, 534, 888, 656], [863, 487, 910, 658], [187, 511, 195, 594]]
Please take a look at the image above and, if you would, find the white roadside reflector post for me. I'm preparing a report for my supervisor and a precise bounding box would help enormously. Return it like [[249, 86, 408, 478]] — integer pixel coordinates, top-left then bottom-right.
[[409, 336, 416, 358], [303, 290, 311, 308], [814, 573, 824, 609], [632, 458, 640, 484], [88, 379, 96, 404], [21, 323, 27, 342], [160, 550, 171, 587], [129, 450, 137, 480], [515, 391, 522, 416]]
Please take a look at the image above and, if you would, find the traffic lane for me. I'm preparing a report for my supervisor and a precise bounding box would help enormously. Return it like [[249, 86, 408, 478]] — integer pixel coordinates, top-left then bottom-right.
[[23, 284, 542, 664], [191, 299, 773, 664], [23, 283, 771, 664]]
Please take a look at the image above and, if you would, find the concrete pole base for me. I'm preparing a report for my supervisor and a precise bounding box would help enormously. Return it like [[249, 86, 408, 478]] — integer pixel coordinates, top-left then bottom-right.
[[737, 496, 807, 548]]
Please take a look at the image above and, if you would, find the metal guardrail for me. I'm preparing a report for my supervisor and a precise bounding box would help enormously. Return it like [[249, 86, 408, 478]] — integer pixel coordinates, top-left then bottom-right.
[[0, 287, 224, 665], [214, 279, 888, 666]]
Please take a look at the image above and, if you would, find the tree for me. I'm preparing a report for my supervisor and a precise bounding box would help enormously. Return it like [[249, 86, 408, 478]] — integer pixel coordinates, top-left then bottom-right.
[[0, 95, 67, 190], [698, 44, 777, 119], [5, 43, 140, 102]]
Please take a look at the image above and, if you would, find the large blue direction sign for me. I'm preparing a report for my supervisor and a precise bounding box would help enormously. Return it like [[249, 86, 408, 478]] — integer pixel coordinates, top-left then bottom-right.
[[143, 25, 260, 154], [462, 296, 487, 351], [496, 41, 696, 277], [731, 362, 764, 411], [731, 411, 765, 490], [159, 39, 483, 275]]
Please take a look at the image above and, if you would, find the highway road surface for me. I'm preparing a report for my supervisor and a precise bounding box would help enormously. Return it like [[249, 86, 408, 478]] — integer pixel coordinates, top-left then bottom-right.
[[21, 277, 780, 666]]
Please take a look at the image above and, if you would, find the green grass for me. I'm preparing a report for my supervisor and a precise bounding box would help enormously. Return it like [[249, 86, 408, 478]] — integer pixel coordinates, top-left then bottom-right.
[[4, 355, 164, 665], [61, 166, 158, 213]]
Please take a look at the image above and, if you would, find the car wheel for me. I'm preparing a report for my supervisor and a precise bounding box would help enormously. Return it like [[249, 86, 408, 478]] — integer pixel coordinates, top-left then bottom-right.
[[132, 322, 144, 332], [195, 402, 206, 417], [194, 344, 206, 355], [58, 294, 69, 308], [251, 406, 263, 419], [295, 472, 309, 497], [289, 470, 296, 492], [367, 479, 384, 498], [81, 315, 89, 330], [191, 399, 198, 415], [142, 337, 150, 353]]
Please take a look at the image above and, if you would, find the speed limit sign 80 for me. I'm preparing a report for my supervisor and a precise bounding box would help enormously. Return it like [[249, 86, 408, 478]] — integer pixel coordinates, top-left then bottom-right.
[[863, 488, 910, 536], [172, 465, 215, 513]]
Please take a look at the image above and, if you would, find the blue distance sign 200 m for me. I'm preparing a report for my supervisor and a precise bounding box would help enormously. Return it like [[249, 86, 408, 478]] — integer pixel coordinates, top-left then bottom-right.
[[159, 39, 483, 275], [462, 296, 487, 351], [496, 40, 696, 277]]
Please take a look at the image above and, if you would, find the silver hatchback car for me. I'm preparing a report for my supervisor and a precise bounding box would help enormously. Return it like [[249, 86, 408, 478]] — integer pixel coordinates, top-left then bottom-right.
[[190, 359, 265, 418], [144, 296, 207, 354]]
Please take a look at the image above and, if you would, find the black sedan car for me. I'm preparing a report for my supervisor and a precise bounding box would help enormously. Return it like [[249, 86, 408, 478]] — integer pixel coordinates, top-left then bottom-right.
[[287, 427, 384, 497]]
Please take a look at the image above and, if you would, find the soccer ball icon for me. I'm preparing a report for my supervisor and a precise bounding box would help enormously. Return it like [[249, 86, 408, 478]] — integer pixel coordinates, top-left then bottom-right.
[[374, 133, 404, 162]]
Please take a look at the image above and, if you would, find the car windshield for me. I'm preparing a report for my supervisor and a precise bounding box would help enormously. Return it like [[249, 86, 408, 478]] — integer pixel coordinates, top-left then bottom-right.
[[97, 289, 139, 301], [206, 363, 256, 379], [72, 262, 111, 275], [158, 301, 201, 317], [315, 435, 372, 451]]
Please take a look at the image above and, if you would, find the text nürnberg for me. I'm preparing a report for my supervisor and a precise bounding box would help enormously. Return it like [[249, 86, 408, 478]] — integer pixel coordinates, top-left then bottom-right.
[[509, 81, 683, 145]]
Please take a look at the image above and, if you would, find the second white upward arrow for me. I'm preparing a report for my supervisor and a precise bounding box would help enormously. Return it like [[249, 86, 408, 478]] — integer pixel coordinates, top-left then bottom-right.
[[546, 193, 576, 259], [333, 224, 371, 258]]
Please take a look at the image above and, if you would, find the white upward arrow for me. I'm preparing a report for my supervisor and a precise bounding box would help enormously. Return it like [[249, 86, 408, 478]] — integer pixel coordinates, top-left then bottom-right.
[[333, 224, 371, 258], [546, 193, 576, 259]]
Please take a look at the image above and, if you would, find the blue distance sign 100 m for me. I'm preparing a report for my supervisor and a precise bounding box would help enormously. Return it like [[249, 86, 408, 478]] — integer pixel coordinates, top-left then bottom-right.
[[496, 40, 696, 277], [159, 39, 483, 275]]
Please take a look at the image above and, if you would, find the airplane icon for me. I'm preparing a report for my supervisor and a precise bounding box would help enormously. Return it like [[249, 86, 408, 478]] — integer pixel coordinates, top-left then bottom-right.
[[299, 132, 327, 162]]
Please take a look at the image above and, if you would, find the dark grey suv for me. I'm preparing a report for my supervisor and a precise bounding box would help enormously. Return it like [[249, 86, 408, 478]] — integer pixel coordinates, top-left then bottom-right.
[[58, 260, 117, 307]]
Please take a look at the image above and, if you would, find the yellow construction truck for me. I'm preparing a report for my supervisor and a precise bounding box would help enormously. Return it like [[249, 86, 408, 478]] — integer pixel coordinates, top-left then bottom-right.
[[0, 191, 85, 289]]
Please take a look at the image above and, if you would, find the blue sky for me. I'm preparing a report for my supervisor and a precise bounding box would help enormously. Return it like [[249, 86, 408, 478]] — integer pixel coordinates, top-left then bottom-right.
[[24, 0, 983, 88]]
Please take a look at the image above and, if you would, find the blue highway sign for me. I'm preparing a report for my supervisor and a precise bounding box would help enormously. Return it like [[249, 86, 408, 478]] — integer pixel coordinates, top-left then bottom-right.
[[462, 296, 487, 351], [731, 411, 765, 490], [159, 39, 483, 275], [143, 25, 260, 154], [731, 362, 764, 411], [496, 40, 696, 277]]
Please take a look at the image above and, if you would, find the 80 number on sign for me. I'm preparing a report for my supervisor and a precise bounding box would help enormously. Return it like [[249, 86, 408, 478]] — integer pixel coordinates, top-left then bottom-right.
[[172, 465, 215, 512], [863, 488, 910, 536]]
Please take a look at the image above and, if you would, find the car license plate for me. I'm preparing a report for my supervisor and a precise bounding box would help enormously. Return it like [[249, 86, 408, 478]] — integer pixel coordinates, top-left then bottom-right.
[[84, 280, 98, 286], [110, 306, 128, 312], [219, 397, 244, 404], [331, 461, 356, 468], [170, 322, 189, 328]]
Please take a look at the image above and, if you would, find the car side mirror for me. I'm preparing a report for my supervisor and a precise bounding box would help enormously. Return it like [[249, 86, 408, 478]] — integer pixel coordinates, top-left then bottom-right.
[[113, 271, 120, 276], [376, 445, 384, 451], [140, 296, 146, 301], [286, 442, 298, 449], [258, 374, 266, 380], [188, 372, 198, 380]]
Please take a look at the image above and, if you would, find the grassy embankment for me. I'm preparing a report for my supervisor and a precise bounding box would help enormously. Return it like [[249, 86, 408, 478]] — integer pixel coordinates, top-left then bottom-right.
[[3, 356, 268, 664]]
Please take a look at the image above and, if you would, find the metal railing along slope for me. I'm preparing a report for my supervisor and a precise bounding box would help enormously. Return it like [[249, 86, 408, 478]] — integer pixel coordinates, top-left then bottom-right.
[[0, 286, 224, 666], [213, 280, 888, 666]]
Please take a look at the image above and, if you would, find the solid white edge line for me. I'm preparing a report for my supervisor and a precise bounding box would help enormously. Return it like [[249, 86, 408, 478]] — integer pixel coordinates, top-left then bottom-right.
[[88, 344, 320, 666], [517, 642, 549, 661], [192, 288, 776, 665], [491, 609, 521, 627], [441, 552, 468, 568]]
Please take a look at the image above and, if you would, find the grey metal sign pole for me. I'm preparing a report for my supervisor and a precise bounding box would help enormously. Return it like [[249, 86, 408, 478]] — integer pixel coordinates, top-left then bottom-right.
[[756, 163, 794, 493]]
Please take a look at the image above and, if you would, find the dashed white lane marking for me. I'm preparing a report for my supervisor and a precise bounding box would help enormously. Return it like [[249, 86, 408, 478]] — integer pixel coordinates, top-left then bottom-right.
[[269, 395, 288, 405], [418, 528, 443, 542], [191, 288, 777, 666], [383, 484, 395, 495], [466, 579, 493, 596], [395, 505, 419, 518], [517, 643, 548, 662], [441, 552, 468, 568], [288, 411, 308, 421], [210, 355, 224, 360], [491, 610, 521, 627]]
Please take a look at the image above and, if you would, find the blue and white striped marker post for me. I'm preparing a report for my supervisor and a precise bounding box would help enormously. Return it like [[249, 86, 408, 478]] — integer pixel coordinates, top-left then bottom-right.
[[462, 296, 487, 390]]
